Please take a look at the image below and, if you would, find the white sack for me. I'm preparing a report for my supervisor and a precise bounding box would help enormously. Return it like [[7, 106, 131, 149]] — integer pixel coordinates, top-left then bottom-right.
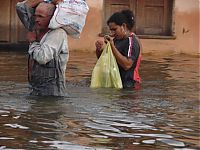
[[49, 0, 89, 38]]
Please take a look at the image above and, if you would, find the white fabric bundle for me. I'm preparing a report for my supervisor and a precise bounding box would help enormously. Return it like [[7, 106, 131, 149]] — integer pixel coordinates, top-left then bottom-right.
[[49, 0, 89, 38]]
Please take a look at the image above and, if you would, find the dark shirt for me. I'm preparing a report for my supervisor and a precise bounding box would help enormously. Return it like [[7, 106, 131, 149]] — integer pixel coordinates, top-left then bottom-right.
[[114, 35, 140, 88]]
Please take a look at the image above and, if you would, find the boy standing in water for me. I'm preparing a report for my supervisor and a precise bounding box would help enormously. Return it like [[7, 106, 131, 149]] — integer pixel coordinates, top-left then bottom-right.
[[95, 10, 142, 88]]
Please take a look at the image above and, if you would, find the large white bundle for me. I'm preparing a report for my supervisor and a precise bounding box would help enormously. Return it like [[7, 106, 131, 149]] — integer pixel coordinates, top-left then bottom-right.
[[49, 0, 89, 38]]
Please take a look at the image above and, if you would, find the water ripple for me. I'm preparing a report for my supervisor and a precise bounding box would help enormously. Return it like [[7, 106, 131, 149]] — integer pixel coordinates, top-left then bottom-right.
[[4, 124, 29, 129], [85, 122, 120, 132], [157, 138, 185, 147], [42, 140, 111, 150]]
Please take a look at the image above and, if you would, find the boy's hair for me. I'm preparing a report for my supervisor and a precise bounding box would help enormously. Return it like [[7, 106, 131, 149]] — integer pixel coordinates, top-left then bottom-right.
[[107, 9, 135, 30]]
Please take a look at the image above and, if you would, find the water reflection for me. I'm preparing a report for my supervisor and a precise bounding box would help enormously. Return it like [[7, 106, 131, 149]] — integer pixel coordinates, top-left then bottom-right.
[[0, 51, 199, 150]]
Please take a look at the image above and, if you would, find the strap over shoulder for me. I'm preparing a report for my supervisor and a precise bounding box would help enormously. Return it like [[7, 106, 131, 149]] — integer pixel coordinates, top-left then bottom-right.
[[130, 32, 142, 53]]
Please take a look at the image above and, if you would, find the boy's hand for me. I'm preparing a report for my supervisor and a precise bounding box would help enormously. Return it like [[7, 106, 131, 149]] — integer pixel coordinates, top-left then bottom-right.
[[95, 40, 104, 58], [104, 35, 114, 45], [95, 40, 103, 51]]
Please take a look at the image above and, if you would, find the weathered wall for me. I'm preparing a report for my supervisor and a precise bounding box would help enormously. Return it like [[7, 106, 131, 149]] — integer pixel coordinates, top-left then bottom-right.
[[141, 0, 199, 56], [173, 0, 199, 55], [68, 0, 103, 51], [68, 0, 199, 56]]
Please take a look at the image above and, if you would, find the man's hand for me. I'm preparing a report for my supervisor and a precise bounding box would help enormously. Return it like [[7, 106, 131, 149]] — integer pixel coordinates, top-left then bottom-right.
[[27, 31, 37, 43]]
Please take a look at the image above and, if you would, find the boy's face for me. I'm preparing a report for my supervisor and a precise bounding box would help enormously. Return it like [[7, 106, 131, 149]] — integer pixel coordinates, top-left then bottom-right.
[[108, 22, 126, 39]]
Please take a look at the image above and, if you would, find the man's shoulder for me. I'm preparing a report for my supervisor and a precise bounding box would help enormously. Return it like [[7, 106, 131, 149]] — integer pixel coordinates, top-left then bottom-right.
[[48, 28, 67, 36]]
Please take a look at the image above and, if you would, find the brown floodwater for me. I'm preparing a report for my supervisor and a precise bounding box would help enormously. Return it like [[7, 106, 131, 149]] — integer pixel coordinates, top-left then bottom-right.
[[0, 50, 199, 150]]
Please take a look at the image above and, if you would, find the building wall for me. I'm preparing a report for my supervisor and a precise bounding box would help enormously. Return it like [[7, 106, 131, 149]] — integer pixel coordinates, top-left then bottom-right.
[[173, 0, 199, 55], [69, 0, 199, 56], [0, 0, 198, 56], [68, 0, 104, 52], [141, 0, 200, 56]]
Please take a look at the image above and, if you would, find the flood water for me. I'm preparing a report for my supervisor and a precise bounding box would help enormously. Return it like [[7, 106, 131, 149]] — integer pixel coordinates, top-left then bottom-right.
[[0, 50, 199, 150]]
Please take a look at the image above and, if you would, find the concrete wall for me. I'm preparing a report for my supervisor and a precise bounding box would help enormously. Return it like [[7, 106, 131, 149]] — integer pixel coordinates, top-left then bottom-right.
[[141, 0, 200, 56], [68, 0, 104, 52], [173, 0, 199, 55], [69, 0, 200, 56]]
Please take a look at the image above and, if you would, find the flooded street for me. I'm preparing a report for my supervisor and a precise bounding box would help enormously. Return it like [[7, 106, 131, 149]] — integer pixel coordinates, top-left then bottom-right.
[[0, 50, 199, 150]]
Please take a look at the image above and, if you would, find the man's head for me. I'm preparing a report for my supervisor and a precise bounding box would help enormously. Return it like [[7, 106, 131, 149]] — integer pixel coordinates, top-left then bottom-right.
[[34, 2, 55, 31]]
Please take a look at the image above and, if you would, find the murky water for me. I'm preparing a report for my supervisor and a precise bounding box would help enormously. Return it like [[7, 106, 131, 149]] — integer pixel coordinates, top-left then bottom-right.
[[0, 50, 199, 150]]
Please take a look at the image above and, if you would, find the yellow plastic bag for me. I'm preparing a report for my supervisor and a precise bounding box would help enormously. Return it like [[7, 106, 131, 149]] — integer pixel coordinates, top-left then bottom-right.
[[90, 43, 122, 88]]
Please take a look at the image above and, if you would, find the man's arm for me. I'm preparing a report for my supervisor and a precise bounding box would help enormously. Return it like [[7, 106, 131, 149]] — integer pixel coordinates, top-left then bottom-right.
[[16, 0, 43, 31], [28, 29, 68, 65]]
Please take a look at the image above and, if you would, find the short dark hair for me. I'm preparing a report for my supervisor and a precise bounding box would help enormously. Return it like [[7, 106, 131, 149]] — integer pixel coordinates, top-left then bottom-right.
[[107, 9, 135, 31]]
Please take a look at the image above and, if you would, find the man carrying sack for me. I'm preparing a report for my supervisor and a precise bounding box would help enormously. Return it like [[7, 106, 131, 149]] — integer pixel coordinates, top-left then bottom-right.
[[16, 0, 88, 96]]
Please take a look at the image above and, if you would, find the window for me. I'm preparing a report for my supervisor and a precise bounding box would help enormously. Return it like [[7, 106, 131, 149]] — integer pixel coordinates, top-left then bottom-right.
[[102, 0, 174, 38]]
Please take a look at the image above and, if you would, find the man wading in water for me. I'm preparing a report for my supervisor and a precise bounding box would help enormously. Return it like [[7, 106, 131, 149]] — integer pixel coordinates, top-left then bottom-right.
[[16, 0, 69, 96]]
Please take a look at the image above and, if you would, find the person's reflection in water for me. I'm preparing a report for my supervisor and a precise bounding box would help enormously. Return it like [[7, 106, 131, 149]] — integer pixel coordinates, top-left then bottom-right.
[[24, 96, 93, 149], [24, 96, 66, 147]]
